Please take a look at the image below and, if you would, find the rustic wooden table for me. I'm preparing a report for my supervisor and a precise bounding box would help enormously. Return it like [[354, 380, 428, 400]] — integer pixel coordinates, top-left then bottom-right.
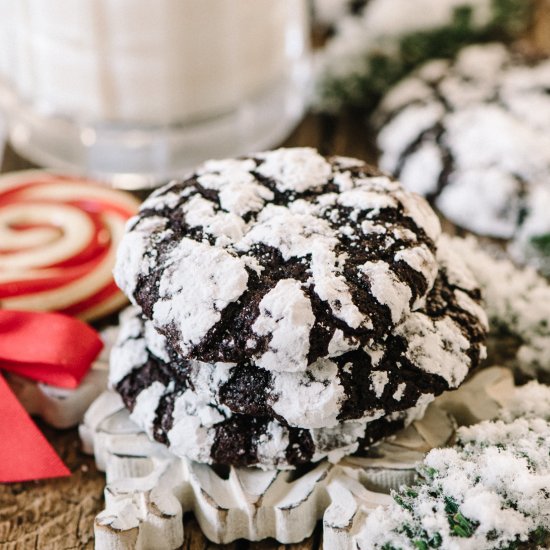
[[1, 5, 549, 546]]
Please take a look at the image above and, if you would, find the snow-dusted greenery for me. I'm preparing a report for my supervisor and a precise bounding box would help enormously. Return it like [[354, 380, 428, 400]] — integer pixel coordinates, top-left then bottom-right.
[[356, 384, 550, 549], [499, 381, 550, 423], [315, 0, 535, 112]]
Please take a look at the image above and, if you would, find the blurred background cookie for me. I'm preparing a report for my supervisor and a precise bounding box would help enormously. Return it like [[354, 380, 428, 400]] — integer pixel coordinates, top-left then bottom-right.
[[374, 44, 550, 273]]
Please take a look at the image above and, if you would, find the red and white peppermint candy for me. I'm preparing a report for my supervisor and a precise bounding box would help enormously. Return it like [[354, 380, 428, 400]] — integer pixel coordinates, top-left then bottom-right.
[[0, 171, 140, 321]]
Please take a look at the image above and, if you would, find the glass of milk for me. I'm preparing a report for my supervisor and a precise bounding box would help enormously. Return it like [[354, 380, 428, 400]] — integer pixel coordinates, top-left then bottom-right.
[[0, 0, 310, 188]]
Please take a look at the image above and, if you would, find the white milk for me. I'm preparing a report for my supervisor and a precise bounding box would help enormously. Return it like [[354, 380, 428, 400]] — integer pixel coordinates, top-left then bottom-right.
[[0, 0, 310, 185]]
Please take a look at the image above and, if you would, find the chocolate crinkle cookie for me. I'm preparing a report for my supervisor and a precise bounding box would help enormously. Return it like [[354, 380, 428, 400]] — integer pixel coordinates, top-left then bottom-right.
[[374, 43, 550, 273], [110, 306, 427, 469], [115, 147, 441, 371], [111, 148, 488, 468], [113, 236, 486, 433]]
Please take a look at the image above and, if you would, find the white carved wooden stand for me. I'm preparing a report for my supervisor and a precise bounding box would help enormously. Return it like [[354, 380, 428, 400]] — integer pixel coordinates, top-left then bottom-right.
[[78, 366, 513, 549], [80, 394, 463, 549]]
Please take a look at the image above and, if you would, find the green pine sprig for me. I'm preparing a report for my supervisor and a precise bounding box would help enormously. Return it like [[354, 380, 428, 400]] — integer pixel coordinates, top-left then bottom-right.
[[316, 0, 536, 113]]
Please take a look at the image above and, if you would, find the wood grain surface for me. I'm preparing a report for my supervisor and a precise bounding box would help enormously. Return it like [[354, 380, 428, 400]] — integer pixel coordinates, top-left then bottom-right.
[[1, 7, 549, 548]]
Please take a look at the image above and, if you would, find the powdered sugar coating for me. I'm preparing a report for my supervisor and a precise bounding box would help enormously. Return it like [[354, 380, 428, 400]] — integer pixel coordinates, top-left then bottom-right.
[[255, 148, 333, 193], [108, 306, 149, 386], [390, 242, 488, 389], [252, 278, 316, 372], [115, 147, 441, 371], [113, 236, 487, 431], [154, 239, 249, 354], [375, 44, 550, 268], [360, 261, 412, 324], [114, 215, 168, 297], [110, 308, 424, 469]]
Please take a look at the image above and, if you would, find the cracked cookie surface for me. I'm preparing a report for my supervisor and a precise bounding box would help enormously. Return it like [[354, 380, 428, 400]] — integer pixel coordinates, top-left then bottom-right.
[[112, 232, 487, 432], [115, 147, 441, 372], [109, 307, 427, 469]]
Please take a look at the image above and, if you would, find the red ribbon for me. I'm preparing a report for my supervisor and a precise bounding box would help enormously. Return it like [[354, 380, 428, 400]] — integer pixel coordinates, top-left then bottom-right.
[[0, 310, 103, 482]]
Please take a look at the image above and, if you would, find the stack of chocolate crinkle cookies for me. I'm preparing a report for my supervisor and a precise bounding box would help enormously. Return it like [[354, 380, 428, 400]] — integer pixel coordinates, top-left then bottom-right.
[[110, 147, 488, 469]]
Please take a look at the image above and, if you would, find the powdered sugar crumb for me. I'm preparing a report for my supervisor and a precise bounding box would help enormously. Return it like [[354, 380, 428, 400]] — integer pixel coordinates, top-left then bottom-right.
[[370, 370, 389, 398], [155, 239, 248, 354], [270, 358, 346, 428], [393, 382, 406, 401], [114, 215, 167, 298], [256, 421, 289, 465], [361, 261, 413, 323], [252, 279, 315, 372], [256, 148, 332, 193]]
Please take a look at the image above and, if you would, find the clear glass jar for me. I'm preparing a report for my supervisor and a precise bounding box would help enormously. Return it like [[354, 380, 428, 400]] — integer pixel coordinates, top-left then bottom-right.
[[0, 0, 310, 188]]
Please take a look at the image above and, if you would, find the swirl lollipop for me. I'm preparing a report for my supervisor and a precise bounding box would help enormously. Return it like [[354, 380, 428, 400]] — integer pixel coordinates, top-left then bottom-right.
[[0, 171, 140, 321]]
